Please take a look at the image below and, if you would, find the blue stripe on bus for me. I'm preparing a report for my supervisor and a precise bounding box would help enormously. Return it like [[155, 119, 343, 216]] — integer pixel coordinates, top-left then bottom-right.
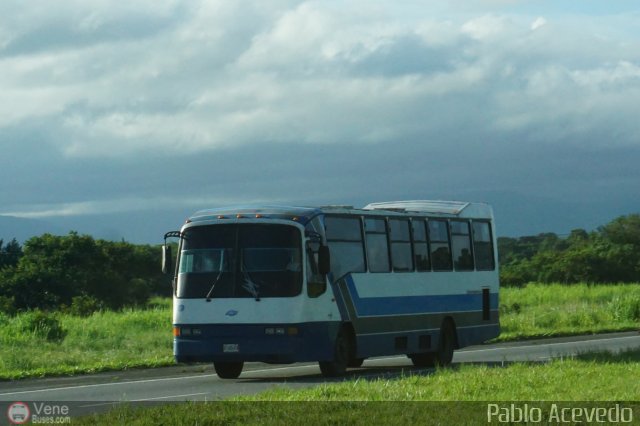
[[344, 275, 498, 317]]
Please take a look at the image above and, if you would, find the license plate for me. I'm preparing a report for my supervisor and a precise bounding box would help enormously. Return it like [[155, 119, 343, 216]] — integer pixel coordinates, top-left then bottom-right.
[[223, 344, 239, 353]]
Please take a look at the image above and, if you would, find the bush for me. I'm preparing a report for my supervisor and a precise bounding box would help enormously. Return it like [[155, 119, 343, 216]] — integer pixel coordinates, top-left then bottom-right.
[[1, 232, 165, 312], [20, 310, 67, 341], [68, 295, 101, 317], [609, 295, 640, 322], [127, 278, 152, 306], [0, 295, 16, 316], [500, 302, 522, 315]]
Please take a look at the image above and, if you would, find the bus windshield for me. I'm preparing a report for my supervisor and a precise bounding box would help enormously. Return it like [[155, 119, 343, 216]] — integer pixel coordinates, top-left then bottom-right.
[[177, 224, 303, 299]]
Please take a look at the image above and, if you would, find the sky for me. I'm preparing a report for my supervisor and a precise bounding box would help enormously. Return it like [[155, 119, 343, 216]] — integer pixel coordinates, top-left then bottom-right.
[[1, 0, 640, 242]]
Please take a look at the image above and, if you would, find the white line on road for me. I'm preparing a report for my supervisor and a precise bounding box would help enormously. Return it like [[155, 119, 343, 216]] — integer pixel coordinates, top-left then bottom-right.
[[132, 392, 210, 402], [0, 374, 221, 397], [456, 335, 640, 354], [76, 393, 210, 408]]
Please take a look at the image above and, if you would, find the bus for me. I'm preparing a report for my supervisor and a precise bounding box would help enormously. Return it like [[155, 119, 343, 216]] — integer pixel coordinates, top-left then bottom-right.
[[163, 200, 499, 379]]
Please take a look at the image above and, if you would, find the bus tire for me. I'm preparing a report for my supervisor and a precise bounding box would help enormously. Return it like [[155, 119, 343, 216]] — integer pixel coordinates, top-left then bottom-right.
[[409, 352, 436, 368], [347, 358, 364, 368], [319, 328, 349, 377], [214, 361, 244, 379], [435, 320, 456, 367]]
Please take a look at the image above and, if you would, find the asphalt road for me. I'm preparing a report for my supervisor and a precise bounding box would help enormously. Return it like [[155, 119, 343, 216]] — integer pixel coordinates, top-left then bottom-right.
[[0, 331, 638, 415]]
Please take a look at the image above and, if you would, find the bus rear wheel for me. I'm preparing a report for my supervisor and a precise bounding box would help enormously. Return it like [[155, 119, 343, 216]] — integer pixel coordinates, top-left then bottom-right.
[[409, 352, 436, 368], [319, 329, 349, 377], [214, 361, 244, 379], [409, 320, 456, 368], [435, 320, 456, 367], [347, 357, 364, 368]]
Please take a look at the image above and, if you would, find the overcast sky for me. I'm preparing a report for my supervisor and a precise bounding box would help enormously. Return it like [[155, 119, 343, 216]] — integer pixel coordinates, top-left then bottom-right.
[[1, 1, 639, 241]]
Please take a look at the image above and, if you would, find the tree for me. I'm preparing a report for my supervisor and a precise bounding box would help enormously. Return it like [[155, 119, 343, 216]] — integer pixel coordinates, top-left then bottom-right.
[[498, 215, 640, 285], [0, 238, 22, 269], [599, 214, 640, 248], [1, 232, 168, 312]]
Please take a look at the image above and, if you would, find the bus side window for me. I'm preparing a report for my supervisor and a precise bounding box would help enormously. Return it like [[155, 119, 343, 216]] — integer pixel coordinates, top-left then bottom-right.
[[451, 221, 474, 271], [412, 219, 430, 271], [428, 220, 453, 271], [325, 216, 366, 281], [364, 218, 390, 273], [389, 218, 413, 272], [472, 221, 495, 270]]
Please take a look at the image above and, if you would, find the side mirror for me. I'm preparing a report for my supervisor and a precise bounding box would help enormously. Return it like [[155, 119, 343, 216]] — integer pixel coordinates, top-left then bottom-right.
[[318, 245, 330, 275], [162, 245, 172, 275]]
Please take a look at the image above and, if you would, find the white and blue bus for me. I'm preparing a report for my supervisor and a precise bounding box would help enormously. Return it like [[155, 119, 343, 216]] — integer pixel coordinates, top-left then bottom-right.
[[163, 200, 499, 379]]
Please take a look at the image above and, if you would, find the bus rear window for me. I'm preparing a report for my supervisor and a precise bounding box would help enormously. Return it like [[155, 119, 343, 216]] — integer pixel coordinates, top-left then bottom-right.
[[473, 221, 495, 270]]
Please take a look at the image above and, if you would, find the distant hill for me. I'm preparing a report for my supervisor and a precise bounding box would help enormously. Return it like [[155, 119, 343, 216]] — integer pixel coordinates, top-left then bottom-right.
[[0, 208, 192, 245], [0, 215, 66, 243]]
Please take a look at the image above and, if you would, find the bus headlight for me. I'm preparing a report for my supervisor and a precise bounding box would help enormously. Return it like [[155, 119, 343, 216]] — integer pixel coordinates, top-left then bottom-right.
[[174, 326, 201, 337], [265, 327, 298, 335]]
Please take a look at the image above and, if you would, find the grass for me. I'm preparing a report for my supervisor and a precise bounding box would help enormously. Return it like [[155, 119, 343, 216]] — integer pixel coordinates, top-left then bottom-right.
[[497, 283, 640, 341], [238, 350, 640, 401], [0, 297, 173, 380], [1, 284, 639, 380], [74, 349, 640, 425]]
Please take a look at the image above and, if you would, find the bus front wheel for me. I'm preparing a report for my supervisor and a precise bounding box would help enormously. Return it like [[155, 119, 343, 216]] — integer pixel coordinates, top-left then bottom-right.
[[214, 361, 244, 379], [319, 329, 349, 377]]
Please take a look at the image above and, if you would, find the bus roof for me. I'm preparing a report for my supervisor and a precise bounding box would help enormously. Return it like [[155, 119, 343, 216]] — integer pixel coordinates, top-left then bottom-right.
[[363, 200, 493, 217], [188, 200, 493, 225], [189, 206, 323, 224]]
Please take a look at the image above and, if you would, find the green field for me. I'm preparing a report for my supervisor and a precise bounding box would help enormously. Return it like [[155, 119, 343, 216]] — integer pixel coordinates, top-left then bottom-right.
[[237, 349, 640, 401], [75, 349, 640, 425], [0, 298, 173, 380], [1, 284, 639, 380], [498, 283, 640, 340]]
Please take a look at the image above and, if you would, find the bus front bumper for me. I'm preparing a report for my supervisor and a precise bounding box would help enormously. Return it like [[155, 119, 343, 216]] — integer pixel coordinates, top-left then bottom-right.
[[173, 322, 337, 364]]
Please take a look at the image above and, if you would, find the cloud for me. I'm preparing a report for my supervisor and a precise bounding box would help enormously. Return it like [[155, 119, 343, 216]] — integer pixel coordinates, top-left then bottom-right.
[[0, 1, 186, 57], [1, 1, 638, 160], [1, 1, 640, 239], [531, 16, 547, 30]]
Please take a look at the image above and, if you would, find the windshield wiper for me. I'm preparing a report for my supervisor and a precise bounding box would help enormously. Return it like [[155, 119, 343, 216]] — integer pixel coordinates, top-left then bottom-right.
[[241, 268, 261, 302], [205, 270, 224, 302]]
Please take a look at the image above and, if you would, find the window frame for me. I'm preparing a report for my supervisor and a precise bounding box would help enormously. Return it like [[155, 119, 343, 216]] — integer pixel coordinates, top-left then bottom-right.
[[324, 215, 367, 280], [363, 216, 391, 273], [427, 219, 453, 271], [410, 218, 431, 272], [389, 217, 414, 272], [450, 220, 475, 271], [471, 220, 496, 271]]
